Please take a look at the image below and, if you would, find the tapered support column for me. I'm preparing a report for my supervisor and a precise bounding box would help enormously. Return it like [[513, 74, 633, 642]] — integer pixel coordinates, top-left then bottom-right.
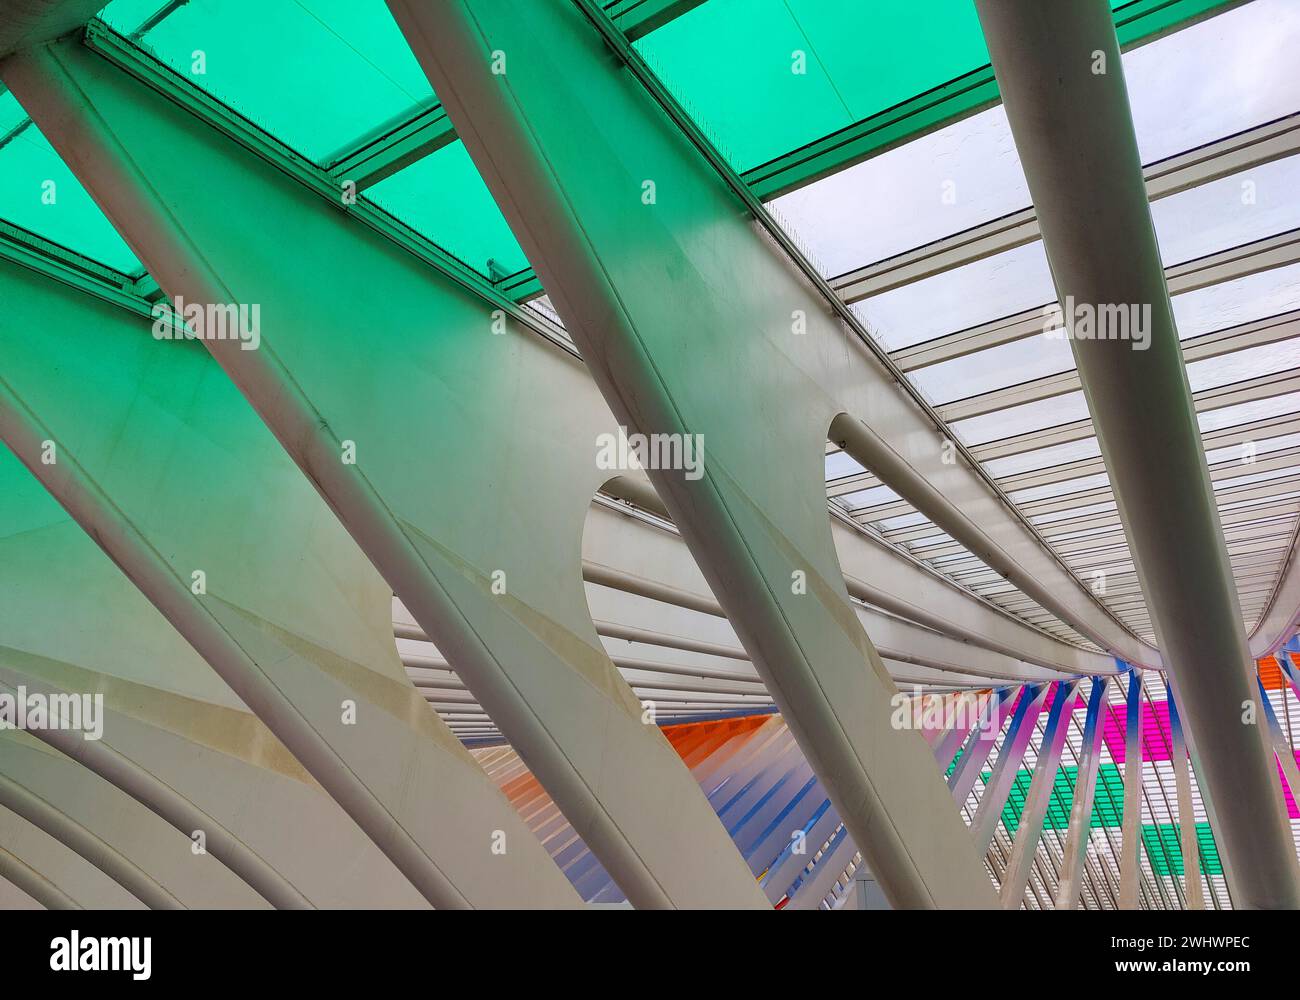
[[972, 685, 1049, 854], [393, 0, 996, 908], [976, 0, 1300, 907], [1166, 683, 1205, 909], [1055, 677, 1108, 910], [1119, 672, 1144, 910], [999, 681, 1077, 908], [3, 36, 760, 908]]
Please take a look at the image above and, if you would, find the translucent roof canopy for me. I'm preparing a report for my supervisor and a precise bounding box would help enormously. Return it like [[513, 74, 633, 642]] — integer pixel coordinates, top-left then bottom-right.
[[100, 0, 435, 160], [637, 0, 1226, 173], [0, 88, 139, 270]]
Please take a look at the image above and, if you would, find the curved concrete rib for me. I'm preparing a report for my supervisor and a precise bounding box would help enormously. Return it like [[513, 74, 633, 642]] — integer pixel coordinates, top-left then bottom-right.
[[603, 456, 1117, 679], [0, 790, 153, 910], [0, 257, 579, 909], [0, 874, 43, 909], [0, 762, 182, 909], [584, 503, 1078, 684], [391, 0, 997, 906], [1248, 545, 1300, 657], [0, 731, 272, 908], [0, 676, 305, 909], [0, 804, 140, 907], [975, 0, 1300, 908], [0, 452, 429, 909], [2, 40, 765, 908], [0, 845, 79, 909]]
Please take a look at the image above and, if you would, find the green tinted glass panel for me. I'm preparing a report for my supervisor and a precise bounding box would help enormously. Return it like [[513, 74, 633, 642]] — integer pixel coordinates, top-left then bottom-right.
[[100, 0, 434, 162], [0, 93, 140, 272], [639, 0, 1135, 171], [1142, 822, 1222, 876], [983, 763, 1126, 838], [368, 141, 529, 280], [1091, 764, 1127, 828]]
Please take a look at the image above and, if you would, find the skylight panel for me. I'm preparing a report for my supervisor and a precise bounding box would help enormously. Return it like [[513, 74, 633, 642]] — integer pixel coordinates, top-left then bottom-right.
[[100, 0, 435, 163], [854, 240, 1055, 352], [1152, 156, 1300, 267], [824, 449, 865, 480], [1125, 0, 1300, 164], [1206, 432, 1300, 465], [1186, 338, 1300, 393], [635, 0, 991, 172], [0, 93, 140, 271], [367, 141, 529, 280], [1172, 263, 1300, 340], [770, 104, 1030, 275], [908, 329, 1076, 405], [767, 0, 1298, 286], [1008, 473, 1113, 506], [949, 390, 1092, 448], [1199, 392, 1300, 433], [983, 437, 1103, 480]]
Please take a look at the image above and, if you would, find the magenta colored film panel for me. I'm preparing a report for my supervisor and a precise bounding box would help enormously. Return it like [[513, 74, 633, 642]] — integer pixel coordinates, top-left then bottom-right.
[[1101, 699, 1172, 763]]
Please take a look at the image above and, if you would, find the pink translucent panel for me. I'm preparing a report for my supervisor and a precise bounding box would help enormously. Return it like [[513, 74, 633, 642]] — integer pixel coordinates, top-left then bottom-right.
[[1277, 753, 1300, 820], [1101, 699, 1172, 764]]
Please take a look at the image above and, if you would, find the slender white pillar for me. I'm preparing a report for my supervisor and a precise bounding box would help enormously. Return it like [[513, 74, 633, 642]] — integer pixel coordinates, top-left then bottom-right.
[[1119, 673, 1144, 910], [1055, 677, 1108, 910], [976, 0, 1300, 907]]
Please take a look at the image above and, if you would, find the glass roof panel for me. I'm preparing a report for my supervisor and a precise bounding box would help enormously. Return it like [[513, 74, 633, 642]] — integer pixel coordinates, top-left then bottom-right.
[[636, 0, 993, 171], [950, 391, 1092, 448], [1126, 0, 1300, 164], [1186, 338, 1300, 393], [100, 0, 435, 163], [770, 0, 1299, 290], [770, 105, 1028, 277], [1199, 393, 1300, 433], [854, 241, 1055, 351], [1152, 156, 1300, 267], [0, 92, 140, 272], [840, 484, 899, 512], [906, 257, 1300, 413], [1206, 432, 1300, 464], [367, 140, 529, 279], [824, 450, 865, 480], [1173, 263, 1300, 340], [1008, 473, 1113, 506], [909, 330, 1075, 405], [983, 437, 1103, 480], [639, 0, 1245, 182]]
